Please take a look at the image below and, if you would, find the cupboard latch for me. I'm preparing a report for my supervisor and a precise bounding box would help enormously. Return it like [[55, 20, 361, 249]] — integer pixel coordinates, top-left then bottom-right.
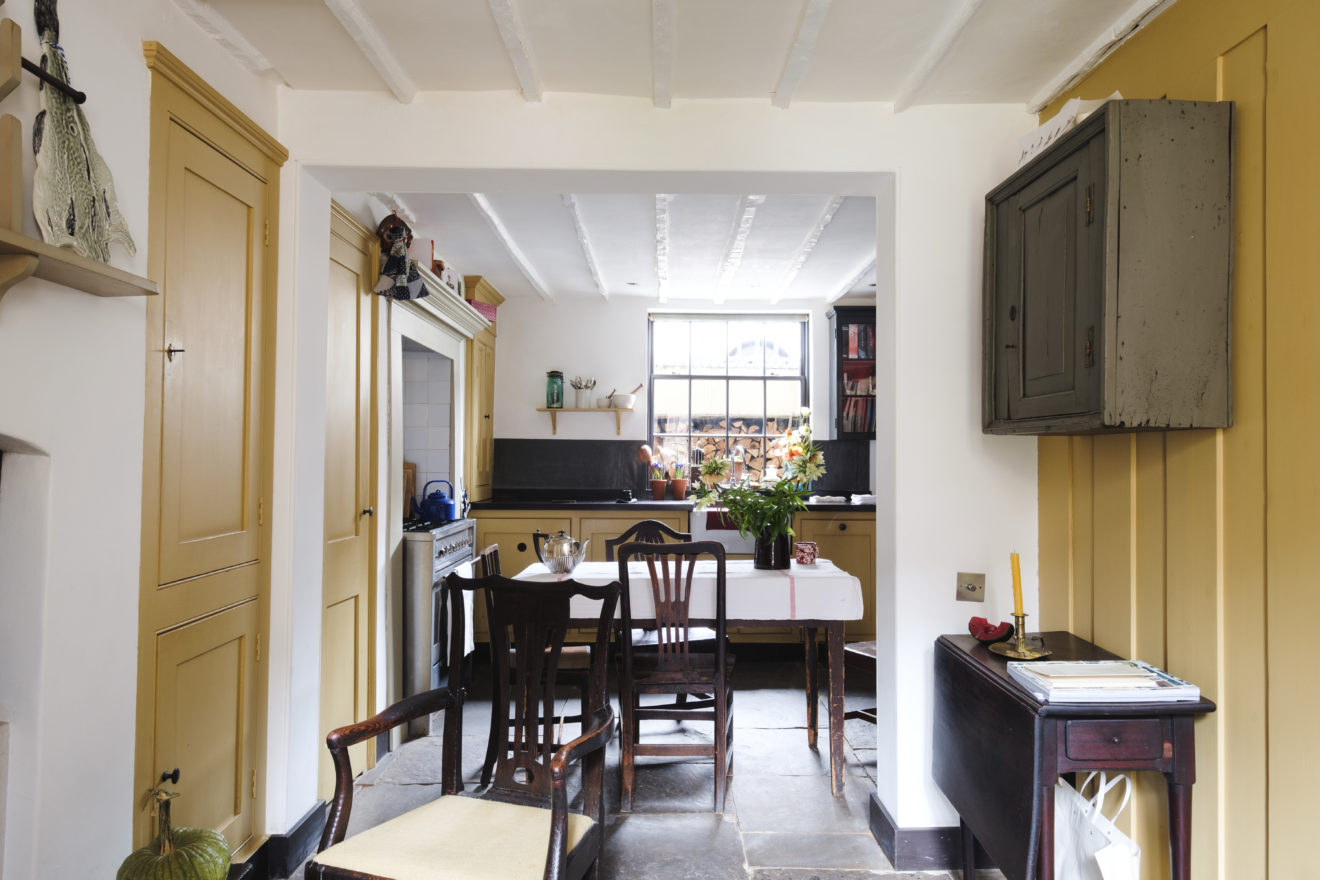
[[1085, 326, 1095, 367], [1085, 184, 1094, 226]]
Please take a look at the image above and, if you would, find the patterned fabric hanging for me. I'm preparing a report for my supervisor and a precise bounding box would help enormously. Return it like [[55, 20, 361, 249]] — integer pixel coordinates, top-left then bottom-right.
[[374, 214, 431, 301]]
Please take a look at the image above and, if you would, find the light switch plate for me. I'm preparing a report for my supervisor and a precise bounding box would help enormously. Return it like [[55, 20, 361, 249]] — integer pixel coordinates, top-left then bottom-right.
[[956, 572, 986, 602]]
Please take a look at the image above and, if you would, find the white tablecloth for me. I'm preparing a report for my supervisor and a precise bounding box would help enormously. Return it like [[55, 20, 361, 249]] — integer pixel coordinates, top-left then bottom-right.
[[513, 558, 863, 622]]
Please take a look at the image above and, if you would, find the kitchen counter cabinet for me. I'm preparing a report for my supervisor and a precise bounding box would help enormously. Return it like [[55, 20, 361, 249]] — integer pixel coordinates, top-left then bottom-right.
[[794, 510, 875, 641]]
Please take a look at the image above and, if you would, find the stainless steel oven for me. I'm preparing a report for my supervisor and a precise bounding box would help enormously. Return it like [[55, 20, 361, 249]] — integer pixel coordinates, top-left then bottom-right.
[[402, 518, 476, 736]]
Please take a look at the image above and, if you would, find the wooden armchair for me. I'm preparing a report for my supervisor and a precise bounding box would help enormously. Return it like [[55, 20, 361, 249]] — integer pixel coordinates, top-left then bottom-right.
[[602, 519, 691, 561], [615, 540, 734, 813], [307, 571, 620, 880]]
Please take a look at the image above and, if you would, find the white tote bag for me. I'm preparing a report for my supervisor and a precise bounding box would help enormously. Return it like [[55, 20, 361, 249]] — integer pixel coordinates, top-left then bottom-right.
[[1053, 772, 1142, 880]]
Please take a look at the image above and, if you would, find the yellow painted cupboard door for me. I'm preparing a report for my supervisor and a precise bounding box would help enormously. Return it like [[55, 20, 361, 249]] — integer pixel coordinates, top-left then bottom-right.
[[319, 206, 376, 798], [155, 120, 268, 590], [138, 45, 286, 852], [468, 331, 496, 500], [795, 512, 876, 641], [153, 599, 259, 853]]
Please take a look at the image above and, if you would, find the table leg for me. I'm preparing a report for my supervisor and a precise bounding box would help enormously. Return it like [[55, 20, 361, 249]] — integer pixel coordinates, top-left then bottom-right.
[[1167, 781, 1192, 880], [1038, 781, 1055, 880], [826, 622, 846, 795], [804, 626, 819, 749]]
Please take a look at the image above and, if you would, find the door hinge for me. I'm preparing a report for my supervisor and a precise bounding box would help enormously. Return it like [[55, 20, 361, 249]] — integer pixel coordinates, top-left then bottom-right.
[[263, 219, 270, 247], [258, 498, 264, 527], [255, 633, 261, 663], [1085, 326, 1096, 367], [251, 771, 257, 800], [1085, 183, 1095, 226]]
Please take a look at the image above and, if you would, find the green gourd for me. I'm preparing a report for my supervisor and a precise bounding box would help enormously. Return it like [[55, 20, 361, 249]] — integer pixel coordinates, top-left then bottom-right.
[[117, 788, 230, 880]]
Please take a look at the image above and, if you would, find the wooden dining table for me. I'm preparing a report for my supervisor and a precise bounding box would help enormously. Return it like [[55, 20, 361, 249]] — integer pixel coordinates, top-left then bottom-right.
[[513, 557, 865, 794]]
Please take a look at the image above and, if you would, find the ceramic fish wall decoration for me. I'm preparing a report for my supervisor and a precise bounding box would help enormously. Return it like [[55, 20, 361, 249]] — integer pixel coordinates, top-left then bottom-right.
[[30, 0, 135, 262]]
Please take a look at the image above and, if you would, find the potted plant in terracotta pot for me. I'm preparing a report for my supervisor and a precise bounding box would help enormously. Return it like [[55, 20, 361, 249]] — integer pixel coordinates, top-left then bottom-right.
[[693, 409, 826, 569], [649, 461, 668, 500], [670, 462, 689, 499]]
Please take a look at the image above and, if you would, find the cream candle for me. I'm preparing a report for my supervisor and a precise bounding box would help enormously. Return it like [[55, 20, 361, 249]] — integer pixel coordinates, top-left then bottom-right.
[[1010, 551, 1023, 616]]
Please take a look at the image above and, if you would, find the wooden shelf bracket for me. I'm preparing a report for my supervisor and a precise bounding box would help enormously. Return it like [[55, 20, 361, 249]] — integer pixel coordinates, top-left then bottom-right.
[[535, 407, 631, 436]]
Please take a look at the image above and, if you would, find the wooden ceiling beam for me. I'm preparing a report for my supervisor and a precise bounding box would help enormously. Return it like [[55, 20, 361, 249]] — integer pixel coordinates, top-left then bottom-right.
[[170, 0, 280, 78], [654, 194, 672, 304], [324, 0, 417, 103], [714, 195, 765, 304], [892, 0, 985, 113], [772, 0, 833, 109], [828, 256, 875, 304], [771, 195, 842, 303], [651, 0, 674, 109], [468, 193, 555, 301], [487, 0, 543, 102], [563, 195, 608, 301]]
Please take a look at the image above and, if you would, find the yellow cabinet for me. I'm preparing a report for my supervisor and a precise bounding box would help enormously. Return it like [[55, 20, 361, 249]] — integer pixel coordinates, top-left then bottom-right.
[[463, 276, 503, 502], [794, 511, 875, 642], [579, 511, 689, 562]]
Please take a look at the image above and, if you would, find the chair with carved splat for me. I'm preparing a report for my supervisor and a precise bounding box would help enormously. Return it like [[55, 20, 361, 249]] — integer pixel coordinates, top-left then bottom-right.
[[477, 543, 593, 788], [615, 539, 733, 812], [307, 571, 619, 880]]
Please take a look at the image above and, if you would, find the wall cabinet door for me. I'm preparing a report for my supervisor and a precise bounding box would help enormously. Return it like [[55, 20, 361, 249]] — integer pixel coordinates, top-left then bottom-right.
[[579, 511, 689, 562], [795, 512, 875, 642]]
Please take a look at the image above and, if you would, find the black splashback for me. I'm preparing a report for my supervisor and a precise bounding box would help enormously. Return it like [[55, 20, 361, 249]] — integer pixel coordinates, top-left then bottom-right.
[[492, 437, 872, 499], [493, 439, 650, 495]]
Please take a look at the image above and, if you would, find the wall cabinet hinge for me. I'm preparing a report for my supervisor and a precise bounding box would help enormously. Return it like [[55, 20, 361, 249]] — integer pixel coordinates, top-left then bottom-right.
[[1085, 326, 1096, 367], [251, 771, 257, 800], [255, 633, 261, 662], [264, 219, 270, 247], [258, 498, 264, 526], [1085, 184, 1094, 226]]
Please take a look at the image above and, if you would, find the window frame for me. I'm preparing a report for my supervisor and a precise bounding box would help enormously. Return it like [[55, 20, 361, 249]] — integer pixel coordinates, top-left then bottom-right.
[[646, 313, 810, 479]]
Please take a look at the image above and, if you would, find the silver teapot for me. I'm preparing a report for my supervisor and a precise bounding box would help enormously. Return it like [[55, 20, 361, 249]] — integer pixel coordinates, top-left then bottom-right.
[[532, 529, 590, 574]]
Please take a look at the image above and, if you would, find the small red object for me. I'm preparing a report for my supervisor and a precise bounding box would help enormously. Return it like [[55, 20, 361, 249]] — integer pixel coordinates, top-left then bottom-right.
[[794, 541, 818, 564], [968, 616, 1015, 644]]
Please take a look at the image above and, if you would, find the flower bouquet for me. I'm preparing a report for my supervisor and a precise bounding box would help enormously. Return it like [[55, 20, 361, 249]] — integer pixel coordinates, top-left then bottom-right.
[[693, 408, 826, 568]]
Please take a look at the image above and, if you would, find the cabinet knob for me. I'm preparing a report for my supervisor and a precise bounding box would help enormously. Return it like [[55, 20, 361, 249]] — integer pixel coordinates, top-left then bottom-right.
[[361, 507, 374, 517], [838, 523, 847, 532], [517, 542, 528, 553]]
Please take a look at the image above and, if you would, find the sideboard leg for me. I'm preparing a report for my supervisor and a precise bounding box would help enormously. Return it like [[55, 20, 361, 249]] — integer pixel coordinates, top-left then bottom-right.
[[804, 626, 819, 749], [1167, 780, 1192, 880], [960, 818, 976, 880], [1037, 781, 1055, 880]]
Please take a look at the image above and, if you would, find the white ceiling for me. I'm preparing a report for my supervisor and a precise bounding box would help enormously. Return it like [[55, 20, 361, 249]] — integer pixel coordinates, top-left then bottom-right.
[[188, 0, 1176, 302]]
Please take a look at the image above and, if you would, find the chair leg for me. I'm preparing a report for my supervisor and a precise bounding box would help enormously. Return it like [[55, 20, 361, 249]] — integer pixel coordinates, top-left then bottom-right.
[[713, 689, 728, 813], [620, 690, 637, 813]]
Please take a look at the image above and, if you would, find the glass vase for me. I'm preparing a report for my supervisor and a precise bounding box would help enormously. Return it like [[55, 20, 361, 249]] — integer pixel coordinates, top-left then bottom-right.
[[753, 530, 792, 570]]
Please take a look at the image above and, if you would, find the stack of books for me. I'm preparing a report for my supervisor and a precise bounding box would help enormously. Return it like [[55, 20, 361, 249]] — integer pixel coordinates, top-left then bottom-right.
[[1007, 659, 1200, 703]]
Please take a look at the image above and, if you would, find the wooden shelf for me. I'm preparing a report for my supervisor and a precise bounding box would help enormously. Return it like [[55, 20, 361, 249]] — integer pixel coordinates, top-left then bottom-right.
[[0, 226, 158, 302], [536, 406, 633, 435]]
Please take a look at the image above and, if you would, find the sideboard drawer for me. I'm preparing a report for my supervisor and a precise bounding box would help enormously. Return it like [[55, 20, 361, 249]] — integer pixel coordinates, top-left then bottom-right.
[[1065, 719, 1166, 762]]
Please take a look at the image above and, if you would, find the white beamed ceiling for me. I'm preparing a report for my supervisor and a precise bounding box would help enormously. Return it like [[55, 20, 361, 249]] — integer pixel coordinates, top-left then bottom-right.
[[200, 0, 1176, 301]]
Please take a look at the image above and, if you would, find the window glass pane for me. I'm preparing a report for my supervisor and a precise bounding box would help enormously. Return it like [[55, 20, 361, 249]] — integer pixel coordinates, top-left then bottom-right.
[[727, 321, 764, 376], [690, 322, 727, 375], [652, 378, 689, 434], [765, 321, 802, 376], [651, 435, 691, 471], [691, 379, 726, 433], [766, 380, 802, 436], [736, 435, 766, 481], [651, 320, 690, 375], [728, 379, 765, 437]]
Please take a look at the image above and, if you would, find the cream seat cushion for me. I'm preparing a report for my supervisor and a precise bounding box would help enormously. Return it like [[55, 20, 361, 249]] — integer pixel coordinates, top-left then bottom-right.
[[312, 794, 595, 879]]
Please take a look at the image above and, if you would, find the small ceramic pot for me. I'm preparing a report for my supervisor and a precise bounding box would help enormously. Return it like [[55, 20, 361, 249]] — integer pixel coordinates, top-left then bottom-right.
[[650, 479, 669, 501], [795, 541, 818, 565]]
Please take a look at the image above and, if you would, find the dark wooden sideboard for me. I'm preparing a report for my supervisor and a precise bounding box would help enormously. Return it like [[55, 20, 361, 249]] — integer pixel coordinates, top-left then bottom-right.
[[932, 632, 1216, 880]]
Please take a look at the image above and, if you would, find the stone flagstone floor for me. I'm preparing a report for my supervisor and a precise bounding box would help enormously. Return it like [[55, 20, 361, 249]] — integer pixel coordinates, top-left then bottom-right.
[[291, 655, 1006, 880]]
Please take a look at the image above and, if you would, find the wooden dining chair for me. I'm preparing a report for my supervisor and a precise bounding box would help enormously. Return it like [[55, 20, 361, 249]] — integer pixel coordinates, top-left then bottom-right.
[[602, 519, 691, 561], [616, 539, 734, 812], [307, 571, 620, 880], [477, 544, 593, 788]]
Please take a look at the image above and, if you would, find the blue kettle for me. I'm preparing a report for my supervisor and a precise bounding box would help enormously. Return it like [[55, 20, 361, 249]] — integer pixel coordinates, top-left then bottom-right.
[[413, 480, 457, 522]]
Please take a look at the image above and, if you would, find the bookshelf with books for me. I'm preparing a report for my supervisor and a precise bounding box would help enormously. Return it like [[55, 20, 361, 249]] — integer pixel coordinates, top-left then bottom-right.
[[828, 305, 876, 438]]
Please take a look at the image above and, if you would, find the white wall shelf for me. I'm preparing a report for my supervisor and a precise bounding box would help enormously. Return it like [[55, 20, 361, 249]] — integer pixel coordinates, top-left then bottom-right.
[[535, 406, 632, 435]]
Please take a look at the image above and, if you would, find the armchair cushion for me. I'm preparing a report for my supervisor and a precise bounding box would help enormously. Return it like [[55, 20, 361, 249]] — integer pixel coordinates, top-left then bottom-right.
[[312, 794, 595, 880]]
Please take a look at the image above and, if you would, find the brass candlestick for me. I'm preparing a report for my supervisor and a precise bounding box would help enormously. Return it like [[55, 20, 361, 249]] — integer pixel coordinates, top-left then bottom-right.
[[988, 612, 1052, 660]]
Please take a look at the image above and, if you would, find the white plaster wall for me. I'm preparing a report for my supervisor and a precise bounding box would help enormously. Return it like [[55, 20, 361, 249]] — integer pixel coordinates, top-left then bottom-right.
[[493, 297, 870, 442], [0, 1, 278, 875], [886, 108, 1041, 826]]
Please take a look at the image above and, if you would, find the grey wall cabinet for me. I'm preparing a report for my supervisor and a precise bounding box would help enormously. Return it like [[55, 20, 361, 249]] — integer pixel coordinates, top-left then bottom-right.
[[828, 305, 876, 439], [982, 100, 1233, 435]]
